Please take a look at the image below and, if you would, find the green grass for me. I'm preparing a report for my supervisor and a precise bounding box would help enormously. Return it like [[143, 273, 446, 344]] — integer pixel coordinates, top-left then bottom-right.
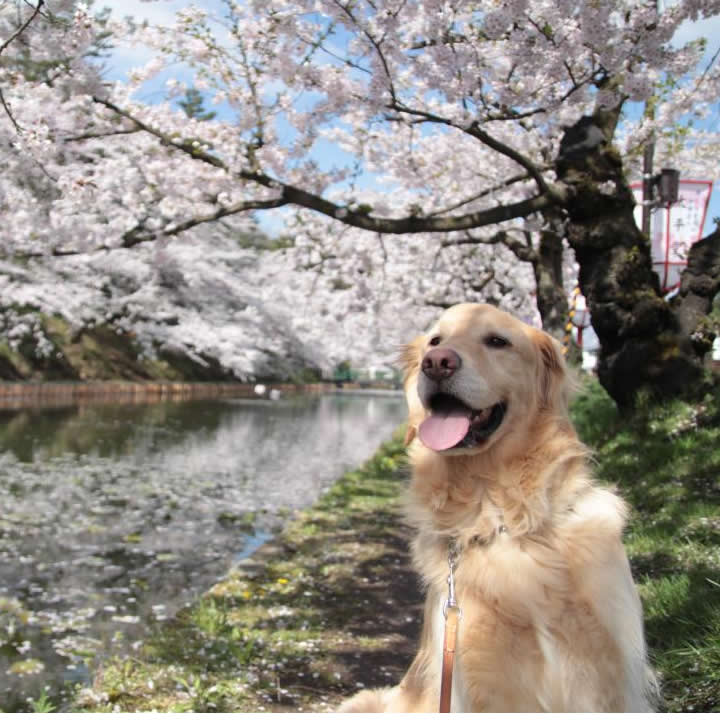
[[67, 381, 720, 712], [571, 379, 720, 712], [28, 689, 57, 713]]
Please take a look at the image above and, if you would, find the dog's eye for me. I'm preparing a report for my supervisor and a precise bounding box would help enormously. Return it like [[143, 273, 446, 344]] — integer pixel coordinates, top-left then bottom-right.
[[429, 336, 441, 346], [485, 335, 510, 349]]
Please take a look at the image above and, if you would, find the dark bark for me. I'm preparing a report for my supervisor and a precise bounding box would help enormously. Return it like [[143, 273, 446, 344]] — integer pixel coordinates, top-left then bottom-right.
[[555, 109, 712, 407], [533, 214, 569, 341], [673, 226, 720, 356]]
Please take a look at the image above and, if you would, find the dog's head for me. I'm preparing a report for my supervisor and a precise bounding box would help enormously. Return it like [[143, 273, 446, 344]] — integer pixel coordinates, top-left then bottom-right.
[[401, 303, 570, 455]]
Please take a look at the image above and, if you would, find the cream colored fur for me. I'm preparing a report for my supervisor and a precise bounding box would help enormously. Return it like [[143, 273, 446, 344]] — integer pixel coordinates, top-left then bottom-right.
[[338, 303, 656, 713]]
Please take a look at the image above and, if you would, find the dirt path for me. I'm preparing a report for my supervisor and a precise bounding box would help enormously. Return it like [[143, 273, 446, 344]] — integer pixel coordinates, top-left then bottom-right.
[[233, 509, 423, 711]]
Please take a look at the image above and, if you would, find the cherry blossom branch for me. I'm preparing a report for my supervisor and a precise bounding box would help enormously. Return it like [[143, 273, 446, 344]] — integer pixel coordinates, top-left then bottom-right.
[[466, 121, 552, 195], [407, 25, 597, 124], [409, 32, 469, 51], [1, 246, 91, 260], [0, 88, 22, 132], [0, 0, 45, 56], [426, 172, 539, 217], [277, 182, 558, 234], [387, 100, 554, 196], [91, 96, 227, 170], [121, 198, 288, 248], [442, 228, 538, 263], [330, 0, 398, 102], [64, 128, 143, 142], [91, 95, 562, 236], [236, 35, 267, 156], [694, 43, 720, 92], [484, 75, 597, 122], [0, 0, 46, 132], [3, 197, 288, 260]]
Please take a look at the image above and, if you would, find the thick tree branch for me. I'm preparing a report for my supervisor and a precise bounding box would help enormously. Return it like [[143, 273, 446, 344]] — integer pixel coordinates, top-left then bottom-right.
[[281, 185, 557, 234], [91, 95, 562, 236]]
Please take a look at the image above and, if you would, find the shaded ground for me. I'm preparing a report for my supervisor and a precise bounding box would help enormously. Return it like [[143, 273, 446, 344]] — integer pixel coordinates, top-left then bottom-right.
[[67, 430, 423, 712]]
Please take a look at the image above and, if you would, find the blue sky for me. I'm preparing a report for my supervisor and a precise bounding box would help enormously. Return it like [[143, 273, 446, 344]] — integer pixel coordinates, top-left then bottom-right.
[[97, 0, 719, 235]]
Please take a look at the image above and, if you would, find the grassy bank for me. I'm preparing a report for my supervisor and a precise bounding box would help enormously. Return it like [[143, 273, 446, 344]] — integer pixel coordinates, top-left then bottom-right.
[[61, 380, 719, 713], [572, 381, 720, 712]]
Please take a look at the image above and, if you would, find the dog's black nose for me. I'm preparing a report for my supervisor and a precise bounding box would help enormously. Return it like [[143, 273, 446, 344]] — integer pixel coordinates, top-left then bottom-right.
[[421, 347, 461, 381]]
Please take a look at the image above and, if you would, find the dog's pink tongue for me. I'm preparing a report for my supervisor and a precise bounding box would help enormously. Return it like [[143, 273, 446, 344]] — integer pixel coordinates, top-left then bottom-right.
[[418, 410, 471, 451]]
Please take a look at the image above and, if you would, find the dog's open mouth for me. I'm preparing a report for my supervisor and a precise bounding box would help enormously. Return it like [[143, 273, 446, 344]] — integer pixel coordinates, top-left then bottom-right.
[[418, 393, 506, 451]]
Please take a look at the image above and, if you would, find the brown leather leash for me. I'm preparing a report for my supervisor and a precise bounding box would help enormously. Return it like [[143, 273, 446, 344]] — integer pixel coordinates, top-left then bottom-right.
[[439, 540, 461, 713], [438, 526, 507, 712]]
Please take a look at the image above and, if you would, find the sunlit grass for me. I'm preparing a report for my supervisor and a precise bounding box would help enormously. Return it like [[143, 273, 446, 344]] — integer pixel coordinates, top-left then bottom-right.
[[571, 379, 720, 712]]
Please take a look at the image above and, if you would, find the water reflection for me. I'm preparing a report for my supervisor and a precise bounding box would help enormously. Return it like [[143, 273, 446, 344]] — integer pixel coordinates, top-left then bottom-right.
[[0, 391, 405, 710]]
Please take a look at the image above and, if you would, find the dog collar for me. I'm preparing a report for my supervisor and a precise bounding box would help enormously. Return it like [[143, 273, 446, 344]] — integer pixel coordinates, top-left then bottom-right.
[[446, 523, 508, 559]]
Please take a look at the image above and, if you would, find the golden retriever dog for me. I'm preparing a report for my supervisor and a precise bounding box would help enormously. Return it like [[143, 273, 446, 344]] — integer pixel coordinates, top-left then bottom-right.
[[339, 303, 656, 713]]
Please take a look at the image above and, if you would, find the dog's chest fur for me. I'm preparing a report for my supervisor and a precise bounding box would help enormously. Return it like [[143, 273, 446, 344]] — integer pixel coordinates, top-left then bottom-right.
[[410, 467, 645, 712], [409, 451, 607, 712], [422, 525, 577, 712]]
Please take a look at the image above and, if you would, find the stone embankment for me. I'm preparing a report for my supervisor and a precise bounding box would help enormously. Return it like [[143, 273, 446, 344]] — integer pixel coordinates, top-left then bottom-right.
[[0, 381, 365, 409]]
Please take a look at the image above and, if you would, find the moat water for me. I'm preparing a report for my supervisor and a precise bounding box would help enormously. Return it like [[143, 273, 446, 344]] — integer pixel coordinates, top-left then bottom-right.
[[0, 390, 405, 710]]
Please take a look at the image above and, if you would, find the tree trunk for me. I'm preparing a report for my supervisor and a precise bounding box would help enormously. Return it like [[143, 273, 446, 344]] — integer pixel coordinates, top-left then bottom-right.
[[673, 226, 720, 358], [555, 108, 716, 407], [533, 214, 570, 342]]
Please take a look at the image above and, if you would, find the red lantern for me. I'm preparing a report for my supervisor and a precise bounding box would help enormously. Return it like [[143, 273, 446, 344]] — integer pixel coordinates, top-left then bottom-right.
[[632, 179, 714, 294]]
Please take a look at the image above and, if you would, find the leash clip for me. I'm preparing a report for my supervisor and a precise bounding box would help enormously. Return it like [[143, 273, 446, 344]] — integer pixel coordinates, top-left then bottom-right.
[[443, 539, 462, 619], [440, 538, 462, 712]]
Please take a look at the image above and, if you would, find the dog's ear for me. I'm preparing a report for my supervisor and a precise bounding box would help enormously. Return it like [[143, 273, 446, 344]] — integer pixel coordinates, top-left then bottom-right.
[[396, 336, 425, 446], [532, 329, 570, 413], [396, 336, 423, 380]]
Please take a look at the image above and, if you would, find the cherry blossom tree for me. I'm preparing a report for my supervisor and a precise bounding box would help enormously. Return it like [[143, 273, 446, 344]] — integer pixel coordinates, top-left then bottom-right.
[[1, 0, 719, 405]]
